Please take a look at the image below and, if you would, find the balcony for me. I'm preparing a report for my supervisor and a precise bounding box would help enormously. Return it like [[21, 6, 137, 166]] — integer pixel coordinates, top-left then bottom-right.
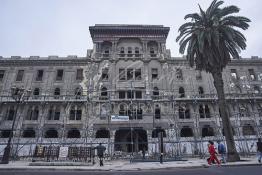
[[117, 53, 143, 59], [99, 96, 109, 100], [95, 53, 112, 59]]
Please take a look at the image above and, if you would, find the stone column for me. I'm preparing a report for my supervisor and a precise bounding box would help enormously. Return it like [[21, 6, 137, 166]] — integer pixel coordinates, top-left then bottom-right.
[[144, 62, 150, 96], [143, 41, 148, 60]]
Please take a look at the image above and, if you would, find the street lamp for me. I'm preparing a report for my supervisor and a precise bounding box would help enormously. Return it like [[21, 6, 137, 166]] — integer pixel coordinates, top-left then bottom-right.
[[1, 86, 31, 164], [159, 131, 164, 164]]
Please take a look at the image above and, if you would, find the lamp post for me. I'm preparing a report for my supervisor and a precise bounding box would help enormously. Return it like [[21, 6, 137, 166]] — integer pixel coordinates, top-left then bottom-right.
[[1, 86, 31, 164], [158, 130, 164, 164]]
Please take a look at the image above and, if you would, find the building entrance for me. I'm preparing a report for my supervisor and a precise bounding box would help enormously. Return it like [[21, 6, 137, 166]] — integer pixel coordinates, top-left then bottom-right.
[[114, 128, 148, 153]]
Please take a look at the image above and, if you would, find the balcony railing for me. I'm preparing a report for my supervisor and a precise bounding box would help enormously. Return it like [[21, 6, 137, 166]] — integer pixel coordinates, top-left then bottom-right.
[[0, 92, 261, 103], [117, 53, 143, 58]]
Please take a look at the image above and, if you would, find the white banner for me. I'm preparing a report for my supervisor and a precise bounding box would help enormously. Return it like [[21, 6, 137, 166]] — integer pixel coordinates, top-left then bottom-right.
[[59, 146, 69, 158], [111, 115, 129, 121]]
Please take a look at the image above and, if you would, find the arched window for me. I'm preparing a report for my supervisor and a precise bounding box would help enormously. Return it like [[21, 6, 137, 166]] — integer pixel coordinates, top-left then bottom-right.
[[135, 47, 140, 57], [67, 129, 81, 138], [54, 88, 60, 99], [179, 105, 191, 119], [150, 47, 155, 53], [199, 105, 211, 118], [6, 106, 15, 120], [54, 107, 60, 120], [149, 47, 156, 57], [135, 47, 139, 54], [95, 129, 110, 138], [137, 108, 143, 119], [242, 124, 256, 135], [32, 106, 39, 120], [120, 47, 125, 57], [179, 87, 185, 98], [120, 47, 125, 54], [152, 128, 166, 138], [155, 105, 161, 119], [127, 47, 132, 57], [33, 88, 40, 96], [104, 47, 110, 54], [254, 85, 260, 94], [45, 129, 58, 138], [185, 107, 190, 119], [199, 105, 204, 118], [48, 106, 60, 120], [198, 87, 204, 95], [101, 41, 112, 57], [48, 106, 54, 120], [180, 127, 193, 137], [75, 87, 82, 99], [101, 87, 107, 96], [153, 87, 159, 96], [202, 125, 214, 137], [1, 130, 12, 138], [23, 129, 35, 138], [205, 105, 211, 118], [179, 106, 185, 119], [27, 106, 39, 120], [235, 85, 242, 93], [69, 106, 82, 120]]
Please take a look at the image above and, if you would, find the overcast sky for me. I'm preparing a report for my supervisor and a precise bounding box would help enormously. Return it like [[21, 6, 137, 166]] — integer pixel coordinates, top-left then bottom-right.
[[0, 0, 261, 58]]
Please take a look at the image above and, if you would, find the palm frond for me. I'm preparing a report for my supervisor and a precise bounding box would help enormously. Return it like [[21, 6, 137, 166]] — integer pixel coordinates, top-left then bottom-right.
[[176, 0, 250, 71], [218, 5, 240, 17], [184, 13, 201, 21]]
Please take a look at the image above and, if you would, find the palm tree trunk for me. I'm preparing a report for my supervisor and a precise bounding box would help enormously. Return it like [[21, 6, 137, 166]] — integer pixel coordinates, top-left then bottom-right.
[[211, 71, 240, 162]]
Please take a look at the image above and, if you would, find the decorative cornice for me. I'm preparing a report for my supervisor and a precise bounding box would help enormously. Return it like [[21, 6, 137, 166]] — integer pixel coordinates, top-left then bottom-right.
[[0, 56, 261, 67], [0, 57, 91, 66], [89, 24, 170, 42]]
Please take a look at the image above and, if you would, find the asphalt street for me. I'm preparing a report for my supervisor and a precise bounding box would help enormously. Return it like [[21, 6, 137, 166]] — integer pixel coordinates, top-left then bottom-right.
[[0, 166, 262, 175]]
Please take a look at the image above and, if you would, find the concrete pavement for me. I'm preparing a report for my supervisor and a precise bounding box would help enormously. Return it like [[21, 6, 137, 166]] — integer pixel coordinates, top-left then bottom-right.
[[0, 157, 261, 171]]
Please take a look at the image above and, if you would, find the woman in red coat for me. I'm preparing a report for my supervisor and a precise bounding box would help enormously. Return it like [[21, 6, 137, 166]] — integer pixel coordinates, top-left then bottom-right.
[[208, 141, 221, 165]]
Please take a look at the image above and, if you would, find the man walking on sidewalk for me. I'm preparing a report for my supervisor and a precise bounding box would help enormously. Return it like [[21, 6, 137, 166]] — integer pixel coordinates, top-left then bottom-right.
[[96, 143, 106, 166], [217, 141, 226, 163], [257, 138, 262, 163]]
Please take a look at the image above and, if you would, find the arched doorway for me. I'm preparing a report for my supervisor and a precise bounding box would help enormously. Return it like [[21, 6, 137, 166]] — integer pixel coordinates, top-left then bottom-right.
[[114, 128, 148, 153]]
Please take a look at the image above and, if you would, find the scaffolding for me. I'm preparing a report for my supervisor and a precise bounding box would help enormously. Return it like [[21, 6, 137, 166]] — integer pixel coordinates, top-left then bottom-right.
[[0, 71, 262, 161]]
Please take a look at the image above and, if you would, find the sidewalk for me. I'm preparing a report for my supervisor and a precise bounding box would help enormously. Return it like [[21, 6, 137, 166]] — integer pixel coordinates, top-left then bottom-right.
[[0, 157, 261, 171]]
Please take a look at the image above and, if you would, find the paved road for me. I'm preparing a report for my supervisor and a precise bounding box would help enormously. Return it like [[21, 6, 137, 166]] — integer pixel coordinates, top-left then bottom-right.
[[0, 166, 262, 175]]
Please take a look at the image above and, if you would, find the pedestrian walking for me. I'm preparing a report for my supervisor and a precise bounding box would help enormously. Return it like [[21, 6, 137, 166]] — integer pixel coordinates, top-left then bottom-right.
[[217, 141, 226, 163], [142, 147, 146, 160], [95, 143, 106, 166], [208, 140, 220, 166], [257, 138, 262, 163]]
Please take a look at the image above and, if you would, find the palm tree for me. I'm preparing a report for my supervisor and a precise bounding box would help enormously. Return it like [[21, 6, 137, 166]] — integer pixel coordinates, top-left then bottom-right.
[[176, 0, 250, 162]]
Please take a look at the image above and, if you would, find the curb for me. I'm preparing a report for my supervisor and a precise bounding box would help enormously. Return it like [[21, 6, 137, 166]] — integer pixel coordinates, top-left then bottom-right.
[[0, 163, 260, 171]]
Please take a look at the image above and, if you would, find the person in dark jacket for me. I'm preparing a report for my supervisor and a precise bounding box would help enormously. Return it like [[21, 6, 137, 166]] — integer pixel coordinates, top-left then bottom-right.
[[95, 143, 106, 166], [257, 138, 262, 163], [217, 141, 226, 163], [142, 147, 146, 160], [208, 140, 220, 166]]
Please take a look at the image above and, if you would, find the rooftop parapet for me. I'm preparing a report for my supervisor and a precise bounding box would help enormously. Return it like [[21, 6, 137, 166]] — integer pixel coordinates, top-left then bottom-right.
[[89, 24, 170, 42], [11, 56, 21, 59], [29, 56, 40, 60], [67, 55, 78, 58], [48, 55, 59, 59], [0, 56, 88, 61], [251, 56, 259, 59]]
